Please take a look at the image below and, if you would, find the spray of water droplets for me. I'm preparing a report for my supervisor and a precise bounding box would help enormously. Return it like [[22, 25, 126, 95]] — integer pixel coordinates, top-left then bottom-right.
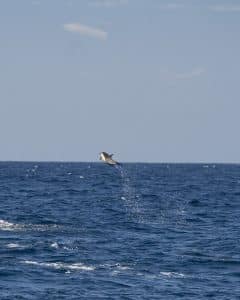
[[114, 164, 143, 222]]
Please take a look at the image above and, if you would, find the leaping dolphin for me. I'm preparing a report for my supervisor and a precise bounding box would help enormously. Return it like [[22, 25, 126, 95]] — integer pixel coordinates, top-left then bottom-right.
[[99, 152, 119, 165]]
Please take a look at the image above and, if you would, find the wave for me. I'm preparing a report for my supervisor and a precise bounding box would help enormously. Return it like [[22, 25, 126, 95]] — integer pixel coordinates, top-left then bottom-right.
[[0, 219, 61, 232], [23, 260, 95, 271], [50, 242, 59, 249], [136, 271, 186, 280], [160, 271, 185, 278], [99, 263, 133, 275], [23, 260, 133, 274], [6, 243, 26, 249], [0, 219, 23, 231]]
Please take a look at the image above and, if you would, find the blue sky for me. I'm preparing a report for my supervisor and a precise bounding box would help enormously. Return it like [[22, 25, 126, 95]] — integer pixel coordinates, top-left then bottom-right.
[[1, 0, 240, 162]]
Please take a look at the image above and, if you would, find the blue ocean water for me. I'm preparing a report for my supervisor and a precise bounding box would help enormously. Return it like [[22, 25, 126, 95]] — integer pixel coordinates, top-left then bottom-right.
[[0, 162, 240, 299]]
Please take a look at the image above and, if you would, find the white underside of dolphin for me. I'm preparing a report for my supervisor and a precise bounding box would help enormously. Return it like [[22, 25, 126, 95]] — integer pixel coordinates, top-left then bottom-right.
[[99, 152, 119, 165]]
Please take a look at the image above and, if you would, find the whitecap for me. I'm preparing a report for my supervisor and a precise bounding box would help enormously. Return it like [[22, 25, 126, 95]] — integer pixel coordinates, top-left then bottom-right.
[[160, 272, 185, 278], [62, 245, 77, 251], [32, 224, 60, 232], [66, 263, 94, 271], [115, 264, 131, 271], [111, 264, 132, 275], [0, 219, 14, 229], [6, 243, 23, 249], [23, 260, 95, 271], [136, 271, 185, 280], [0, 219, 61, 232], [50, 242, 59, 249], [0, 219, 22, 231], [99, 263, 132, 273]]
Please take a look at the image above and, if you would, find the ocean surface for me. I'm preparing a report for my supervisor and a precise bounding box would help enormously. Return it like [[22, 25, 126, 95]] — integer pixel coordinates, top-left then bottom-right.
[[0, 162, 240, 299]]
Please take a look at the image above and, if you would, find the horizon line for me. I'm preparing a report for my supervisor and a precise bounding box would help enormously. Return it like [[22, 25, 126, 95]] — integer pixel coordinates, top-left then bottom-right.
[[0, 160, 239, 165]]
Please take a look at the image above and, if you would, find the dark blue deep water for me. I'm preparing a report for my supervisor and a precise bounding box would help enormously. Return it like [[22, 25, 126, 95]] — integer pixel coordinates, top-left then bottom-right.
[[0, 162, 240, 299]]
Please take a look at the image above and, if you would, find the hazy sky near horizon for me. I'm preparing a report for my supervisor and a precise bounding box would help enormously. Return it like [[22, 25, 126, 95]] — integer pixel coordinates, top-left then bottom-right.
[[1, 0, 240, 162]]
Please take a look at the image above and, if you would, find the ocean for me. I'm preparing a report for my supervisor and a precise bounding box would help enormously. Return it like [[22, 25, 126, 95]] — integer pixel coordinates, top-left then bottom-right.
[[0, 162, 240, 299]]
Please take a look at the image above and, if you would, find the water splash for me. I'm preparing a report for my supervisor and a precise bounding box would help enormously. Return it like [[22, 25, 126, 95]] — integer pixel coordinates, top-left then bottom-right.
[[114, 164, 142, 222]]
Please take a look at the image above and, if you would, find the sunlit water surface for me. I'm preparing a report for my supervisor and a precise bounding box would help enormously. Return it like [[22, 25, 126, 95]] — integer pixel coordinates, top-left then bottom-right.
[[0, 162, 240, 299]]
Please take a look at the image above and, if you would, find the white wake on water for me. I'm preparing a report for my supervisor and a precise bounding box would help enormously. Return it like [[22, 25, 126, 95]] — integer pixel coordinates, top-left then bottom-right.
[[160, 271, 185, 278], [0, 219, 23, 231], [6, 243, 24, 249], [137, 271, 186, 280], [23, 260, 95, 271], [0, 219, 60, 232]]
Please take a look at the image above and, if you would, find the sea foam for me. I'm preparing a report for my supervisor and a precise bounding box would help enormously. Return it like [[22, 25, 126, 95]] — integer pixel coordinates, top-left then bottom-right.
[[23, 260, 95, 271], [0, 219, 22, 231]]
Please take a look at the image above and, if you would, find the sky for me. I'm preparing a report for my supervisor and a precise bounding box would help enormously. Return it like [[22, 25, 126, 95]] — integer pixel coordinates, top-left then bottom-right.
[[0, 0, 240, 162]]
